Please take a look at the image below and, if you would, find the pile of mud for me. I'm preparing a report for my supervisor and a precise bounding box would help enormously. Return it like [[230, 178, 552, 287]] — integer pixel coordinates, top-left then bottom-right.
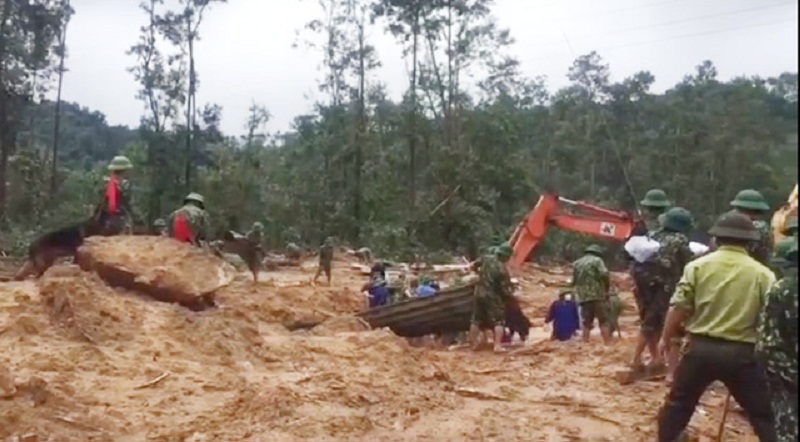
[[0, 256, 758, 441], [77, 236, 236, 308]]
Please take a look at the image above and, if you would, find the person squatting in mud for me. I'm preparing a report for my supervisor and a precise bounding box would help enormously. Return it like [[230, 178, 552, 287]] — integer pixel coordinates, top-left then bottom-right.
[[93, 156, 140, 235], [545, 291, 580, 342], [469, 243, 514, 353], [657, 211, 777, 442], [756, 239, 798, 442], [313, 236, 335, 286], [167, 193, 212, 247], [570, 244, 612, 344]]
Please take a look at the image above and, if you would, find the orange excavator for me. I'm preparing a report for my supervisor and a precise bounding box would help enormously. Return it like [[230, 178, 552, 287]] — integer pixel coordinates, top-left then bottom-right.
[[508, 192, 638, 270]]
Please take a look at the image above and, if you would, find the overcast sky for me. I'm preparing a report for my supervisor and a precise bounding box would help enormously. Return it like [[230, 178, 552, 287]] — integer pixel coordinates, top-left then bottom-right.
[[59, 0, 798, 136]]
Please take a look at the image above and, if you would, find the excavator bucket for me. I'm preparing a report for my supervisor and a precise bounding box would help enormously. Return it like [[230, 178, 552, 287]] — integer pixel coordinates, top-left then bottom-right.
[[772, 184, 797, 243]]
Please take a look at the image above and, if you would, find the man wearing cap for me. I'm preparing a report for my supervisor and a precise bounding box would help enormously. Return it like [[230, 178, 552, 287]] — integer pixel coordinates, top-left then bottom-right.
[[640, 189, 672, 233], [469, 243, 514, 352], [571, 244, 612, 344], [94, 155, 138, 235], [756, 240, 798, 442], [167, 193, 211, 247], [657, 211, 777, 442], [730, 189, 773, 266]]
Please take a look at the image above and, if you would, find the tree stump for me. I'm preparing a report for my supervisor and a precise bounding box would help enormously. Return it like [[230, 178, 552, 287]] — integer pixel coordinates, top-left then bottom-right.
[[76, 236, 235, 310]]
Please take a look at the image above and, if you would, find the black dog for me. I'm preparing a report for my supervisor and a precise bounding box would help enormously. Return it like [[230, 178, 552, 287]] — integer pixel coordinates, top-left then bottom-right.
[[14, 219, 102, 280]]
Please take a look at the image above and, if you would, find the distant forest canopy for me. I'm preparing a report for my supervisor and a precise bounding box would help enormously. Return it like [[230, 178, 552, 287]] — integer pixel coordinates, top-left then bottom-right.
[[0, 0, 797, 262]]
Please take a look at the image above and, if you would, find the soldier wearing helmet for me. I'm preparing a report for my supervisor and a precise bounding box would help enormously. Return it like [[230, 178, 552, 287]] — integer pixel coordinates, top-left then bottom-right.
[[640, 189, 672, 233], [730, 189, 773, 266], [756, 239, 798, 442], [152, 218, 167, 236], [658, 211, 777, 442], [570, 244, 612, 344], [313, 236, 336, 286], [166, 193, 211, 247], [633, 208, 695, 372], [94, 155, 138, 235], [469, 242, 515, 352]]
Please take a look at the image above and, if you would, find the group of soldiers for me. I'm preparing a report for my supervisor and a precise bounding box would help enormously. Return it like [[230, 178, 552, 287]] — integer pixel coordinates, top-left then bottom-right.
[[604, 187, 795, 442]]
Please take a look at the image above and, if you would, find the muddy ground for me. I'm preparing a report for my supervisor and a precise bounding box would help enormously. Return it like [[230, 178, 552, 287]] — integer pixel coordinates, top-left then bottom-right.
[[0, 255, 758, 441]]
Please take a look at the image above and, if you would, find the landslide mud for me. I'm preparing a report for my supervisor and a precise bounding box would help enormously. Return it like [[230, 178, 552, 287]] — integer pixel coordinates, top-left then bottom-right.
[[0, 255, 756, 441]]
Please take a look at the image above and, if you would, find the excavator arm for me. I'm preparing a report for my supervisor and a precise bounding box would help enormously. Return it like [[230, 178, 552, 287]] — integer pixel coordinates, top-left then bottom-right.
[[508, 193, 637, 270]]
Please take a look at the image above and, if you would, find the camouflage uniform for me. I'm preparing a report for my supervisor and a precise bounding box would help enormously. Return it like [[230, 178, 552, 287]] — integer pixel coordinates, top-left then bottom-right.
[[95, 156, 137, 235], [286, 242, 302, 260], [572, 246, 610, 329], [241, 222, 266, 275], [756, 243, 798, 442], [167, 195, 211, 246], [471, 252, 513, 328], [605, 289, 625, 336], [640, 209, 694, 341], [749, 219, 773, 267], [317, 238, 334, 278]]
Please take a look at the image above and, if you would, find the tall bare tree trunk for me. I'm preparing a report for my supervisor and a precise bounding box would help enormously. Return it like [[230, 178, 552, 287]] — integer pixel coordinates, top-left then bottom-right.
[[51, 0, 71, 194]]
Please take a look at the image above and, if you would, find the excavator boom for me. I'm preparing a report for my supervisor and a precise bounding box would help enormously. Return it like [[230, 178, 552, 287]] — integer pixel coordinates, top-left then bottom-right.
[[508, 193, 636, 269]]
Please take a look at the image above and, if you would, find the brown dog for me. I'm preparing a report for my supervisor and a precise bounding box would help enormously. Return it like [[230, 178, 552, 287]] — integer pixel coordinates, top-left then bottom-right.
[[14, 220, 102, 280]]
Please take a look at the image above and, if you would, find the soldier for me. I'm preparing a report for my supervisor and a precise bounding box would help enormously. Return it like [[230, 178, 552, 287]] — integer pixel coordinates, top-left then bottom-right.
[[285, 242, 303, 261], [94, 155, 138, 235], [650, 208, 695, 376], [469, 243, 514, 353], [771, 237, 796, 278], [152, 218, 167, 236], [756, 240, 798, 442], [571, 244, 611, 344], [241, 222, 266, 283], [313, 236, 335, 286], [167, 193, 211, 247], [657, 211, 776, 442], [730, 189, 773, 266], [640, 189, 672, 233]]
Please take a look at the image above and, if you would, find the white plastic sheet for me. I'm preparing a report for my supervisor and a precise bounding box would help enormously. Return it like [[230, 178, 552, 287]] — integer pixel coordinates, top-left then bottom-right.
[[624, 235, 661, 263], [689, 241, 710, 257]]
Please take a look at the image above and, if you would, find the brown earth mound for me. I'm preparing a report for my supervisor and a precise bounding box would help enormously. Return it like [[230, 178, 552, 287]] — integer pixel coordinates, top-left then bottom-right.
[[77, 236, 235, 309]]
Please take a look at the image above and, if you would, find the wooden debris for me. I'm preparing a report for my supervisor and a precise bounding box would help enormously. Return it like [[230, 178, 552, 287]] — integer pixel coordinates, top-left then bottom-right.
[[134, 371, 171, 390]]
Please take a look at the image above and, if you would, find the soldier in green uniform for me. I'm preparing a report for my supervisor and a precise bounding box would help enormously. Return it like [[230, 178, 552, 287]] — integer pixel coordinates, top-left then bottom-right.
[[757, 240, 798, 442], [152, 218, 167, 236], [571, 244, 611, 344], [94, 155, 138, 235], [166, 193, 211, 247], [241, 222, 266, 283], [640, 189, 672, 233], [469, 243, 514, 352], [286, 242, 303, 261], [313, 236, 335, 286], [730, 189, 772, 266], [651, 207, 695, 378]]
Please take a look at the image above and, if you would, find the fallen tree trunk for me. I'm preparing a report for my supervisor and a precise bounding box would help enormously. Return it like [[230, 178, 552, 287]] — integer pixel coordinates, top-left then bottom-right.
[[76, 236, 236, 310]]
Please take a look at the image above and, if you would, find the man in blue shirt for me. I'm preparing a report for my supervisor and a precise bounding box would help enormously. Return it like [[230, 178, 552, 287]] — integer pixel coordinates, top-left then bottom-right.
[[546, 291, 581, 341], [415, 275, 438, 297]]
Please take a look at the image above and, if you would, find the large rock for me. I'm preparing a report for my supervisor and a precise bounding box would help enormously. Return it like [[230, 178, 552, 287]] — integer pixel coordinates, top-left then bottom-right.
[[76, 236, 236, 310]]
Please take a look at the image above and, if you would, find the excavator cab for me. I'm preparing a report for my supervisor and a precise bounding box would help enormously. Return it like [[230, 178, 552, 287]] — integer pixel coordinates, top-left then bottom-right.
[[508, 192, 637, 270]]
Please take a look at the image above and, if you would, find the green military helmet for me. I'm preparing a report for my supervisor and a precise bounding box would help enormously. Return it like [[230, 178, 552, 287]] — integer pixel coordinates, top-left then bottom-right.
[[730, 189, 770, 212], [708, 210, 760, 241], [662, 207, 694, 235], [494, 242, 513, 262], [153, 218, 166, 228], [108, 155, 133, 171], [584, 244, 604, 256], [640, 189, 671, 209], [183, 192, 205, 206], [252, 221, 264, 231], [782, 217, 798, 236]]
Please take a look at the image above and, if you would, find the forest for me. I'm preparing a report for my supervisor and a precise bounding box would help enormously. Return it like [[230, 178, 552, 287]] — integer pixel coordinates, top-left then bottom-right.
[[0, 0, 797, 261]]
